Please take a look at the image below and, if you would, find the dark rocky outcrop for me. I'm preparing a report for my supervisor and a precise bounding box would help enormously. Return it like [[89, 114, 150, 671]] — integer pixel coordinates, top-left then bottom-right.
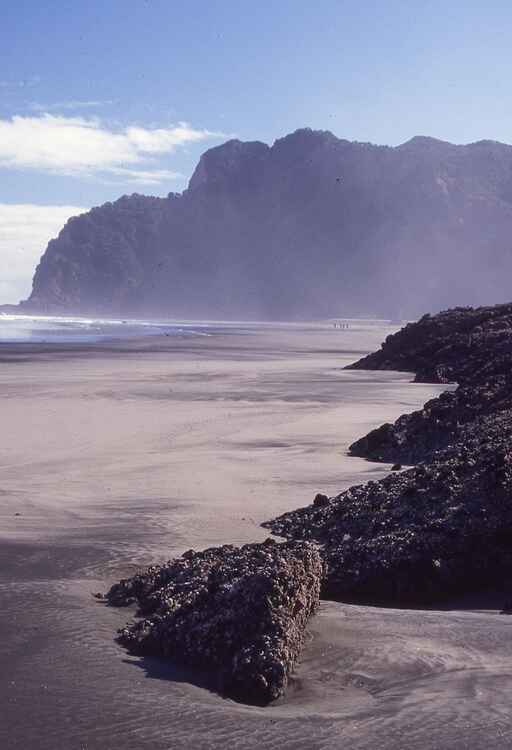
[[347, 303, 512, 463], [104, 539, 322, 705], [348, 378, 512, 464], [346, 302, 512, 384], [265, 303, 512, 604], [104, 303, 512, 700], [265, 419, 512, 603], [19, 131, 512, 319]]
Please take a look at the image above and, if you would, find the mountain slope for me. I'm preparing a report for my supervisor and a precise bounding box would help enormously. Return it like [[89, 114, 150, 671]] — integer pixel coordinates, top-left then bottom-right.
[[24, 129, 512, 319]]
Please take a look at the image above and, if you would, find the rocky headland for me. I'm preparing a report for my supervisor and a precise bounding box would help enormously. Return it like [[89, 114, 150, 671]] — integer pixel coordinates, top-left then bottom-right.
[[15, 131, 512, 320]]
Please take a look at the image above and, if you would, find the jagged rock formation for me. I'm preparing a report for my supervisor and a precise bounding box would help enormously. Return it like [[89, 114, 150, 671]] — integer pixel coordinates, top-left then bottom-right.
[[347, 302, 512, 384], [347, 302, 512, 463], [104, 539, 322, 705], [104, 303, 512, 700], [23, 130, 512, 319], [265, 303, 512, 603], [101, 305, 512, 705], [265, 424, 512, 603]]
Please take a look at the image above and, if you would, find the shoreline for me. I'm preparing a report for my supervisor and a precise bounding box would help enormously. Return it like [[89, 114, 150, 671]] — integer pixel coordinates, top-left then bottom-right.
[[3, 322, 511, 748]]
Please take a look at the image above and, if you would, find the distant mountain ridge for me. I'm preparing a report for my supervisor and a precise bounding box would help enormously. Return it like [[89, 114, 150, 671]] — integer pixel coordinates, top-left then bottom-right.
[[19, 128, 512, 319]]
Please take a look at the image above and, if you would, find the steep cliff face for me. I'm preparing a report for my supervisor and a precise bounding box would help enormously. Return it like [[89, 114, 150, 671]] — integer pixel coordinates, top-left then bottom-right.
[[24, 129, 512, 318], [28, 194, 170, 313]]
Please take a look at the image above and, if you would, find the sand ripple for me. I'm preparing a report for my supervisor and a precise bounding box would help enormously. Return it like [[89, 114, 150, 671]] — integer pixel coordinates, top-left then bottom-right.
[[2, 582, 512, 750]]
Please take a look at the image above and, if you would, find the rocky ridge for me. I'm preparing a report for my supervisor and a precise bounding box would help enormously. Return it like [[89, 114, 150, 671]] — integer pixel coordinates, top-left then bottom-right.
[[106, 302, 512, 703], [265, 303, 512, 603], [20, 131, 512, 319], [347, 302, 512, 384], [265, 419, 512, 602], [347, 303, 512, 463]]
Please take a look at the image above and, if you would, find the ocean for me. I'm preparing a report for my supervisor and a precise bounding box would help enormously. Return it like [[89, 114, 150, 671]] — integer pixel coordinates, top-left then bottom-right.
[[0, 313, 214, 343], [0, 313, 394, 344]]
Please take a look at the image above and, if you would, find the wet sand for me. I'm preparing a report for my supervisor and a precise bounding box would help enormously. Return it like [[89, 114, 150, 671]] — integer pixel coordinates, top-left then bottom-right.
[[2, 324, 511, 749]]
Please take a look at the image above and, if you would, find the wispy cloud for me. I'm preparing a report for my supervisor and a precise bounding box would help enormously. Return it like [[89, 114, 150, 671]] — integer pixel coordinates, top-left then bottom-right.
[[29, 100, 114, 112], [106, 166, 183, 184], [0, 114, 223, 184], [0, 76, 41, 89], [0, 203, 87, 304]]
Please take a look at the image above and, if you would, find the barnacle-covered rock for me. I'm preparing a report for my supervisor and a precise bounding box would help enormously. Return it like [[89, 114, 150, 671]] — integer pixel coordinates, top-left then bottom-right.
[[347, 303, 512, 463], [265, 303, 512, 604], [105, 539, 322, 705], [265, 426, 512, 603]]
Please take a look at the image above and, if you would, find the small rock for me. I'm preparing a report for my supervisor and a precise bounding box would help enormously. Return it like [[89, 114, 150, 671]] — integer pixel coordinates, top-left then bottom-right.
[[313, 493, 330, 507]]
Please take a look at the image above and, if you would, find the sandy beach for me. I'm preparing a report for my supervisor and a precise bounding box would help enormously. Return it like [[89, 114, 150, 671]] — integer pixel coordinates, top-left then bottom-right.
[[2, 323, 512, 749]]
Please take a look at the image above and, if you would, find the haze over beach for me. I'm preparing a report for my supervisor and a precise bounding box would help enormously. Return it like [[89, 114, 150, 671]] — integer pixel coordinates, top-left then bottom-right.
[[3, 2, 512, 749], [11, 128, 512, 321]]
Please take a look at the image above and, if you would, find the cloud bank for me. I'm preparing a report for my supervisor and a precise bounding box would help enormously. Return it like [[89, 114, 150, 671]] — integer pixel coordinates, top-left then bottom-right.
[[0, 203, 87, 304], [0, 115, 220, 184]]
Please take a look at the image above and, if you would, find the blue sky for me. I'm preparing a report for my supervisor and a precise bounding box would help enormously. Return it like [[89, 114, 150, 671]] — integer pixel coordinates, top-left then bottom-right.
[[1, 0, 512, 302]]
